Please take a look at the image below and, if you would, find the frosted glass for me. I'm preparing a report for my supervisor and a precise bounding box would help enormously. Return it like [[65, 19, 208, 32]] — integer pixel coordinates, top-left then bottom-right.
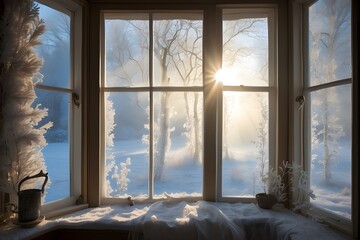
[[308, 0, 352, 86], [36, 4, 71, 89], [105, 17, 149, 87], [33, 89, 70, 202], [309, 85, 351, 219], [153, 15, 203, 87], [104, 92, 149, 198], [153, 92, 203, 197], [222, 92, 269, 197], [222, 14, 269, 86]]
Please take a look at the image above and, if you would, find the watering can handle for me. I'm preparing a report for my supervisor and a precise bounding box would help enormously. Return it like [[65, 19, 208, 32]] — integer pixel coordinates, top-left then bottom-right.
[[18, 170, 48, 194]]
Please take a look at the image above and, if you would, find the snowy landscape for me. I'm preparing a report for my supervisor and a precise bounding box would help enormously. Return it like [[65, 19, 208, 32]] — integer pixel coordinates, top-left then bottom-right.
[[42, 136, 351, 219], [36, 0, 352, 222]]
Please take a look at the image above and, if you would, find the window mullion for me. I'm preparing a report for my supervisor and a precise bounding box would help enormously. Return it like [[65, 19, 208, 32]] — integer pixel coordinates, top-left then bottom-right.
[[304, 78, 352, 94], [149, 13, 154, 200], [203, 6, 222, 201], [222, 86, 274, 92], [102, 86, 203, 92]]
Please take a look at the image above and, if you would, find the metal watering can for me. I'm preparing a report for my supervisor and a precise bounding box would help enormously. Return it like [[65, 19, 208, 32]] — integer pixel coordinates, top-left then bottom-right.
[[10, 170, 48, 222]]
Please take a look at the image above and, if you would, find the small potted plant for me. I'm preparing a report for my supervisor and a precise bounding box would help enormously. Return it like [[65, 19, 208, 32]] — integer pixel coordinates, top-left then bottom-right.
[[256, 161, 316, 210], [256, 162, 290, 209], [255, 192, 277, 209]]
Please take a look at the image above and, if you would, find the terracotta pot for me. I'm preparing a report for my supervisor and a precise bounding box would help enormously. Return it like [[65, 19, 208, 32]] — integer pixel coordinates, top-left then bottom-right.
[[256, 193, 276, 209]]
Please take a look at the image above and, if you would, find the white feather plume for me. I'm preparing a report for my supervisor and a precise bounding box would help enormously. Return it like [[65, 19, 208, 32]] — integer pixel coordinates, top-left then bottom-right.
[[0, 0, 51, 195]]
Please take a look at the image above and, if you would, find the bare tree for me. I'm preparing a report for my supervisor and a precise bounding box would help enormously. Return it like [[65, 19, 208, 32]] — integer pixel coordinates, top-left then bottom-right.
[[35, 11, 71, 143], [309, 0, 350, 183], [222, 18, 267, 159], [105, 15, 266, 181]]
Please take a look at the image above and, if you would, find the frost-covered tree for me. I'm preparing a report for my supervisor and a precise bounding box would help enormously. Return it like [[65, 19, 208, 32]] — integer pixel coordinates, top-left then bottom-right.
[[106, 19, 203, 180], [166, 20, 203, 164], [106, 16, 266, 181], [309, 0, 349, 183], [152, 19, 204, 178], [222, 18, 267, 158], [112, 158, 131, 193], [103, 93, 133, 196], [104, 94, 116, 196], [0, 0, 51, 197], [34, 11, 70, 143], [253, 96, 269, 184]]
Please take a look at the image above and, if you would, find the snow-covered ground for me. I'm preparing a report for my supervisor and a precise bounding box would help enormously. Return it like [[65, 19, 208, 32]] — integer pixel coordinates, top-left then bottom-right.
[[310, 142, 352, 219], [42, 139, 351, 219], [42, 142, 70, 203]]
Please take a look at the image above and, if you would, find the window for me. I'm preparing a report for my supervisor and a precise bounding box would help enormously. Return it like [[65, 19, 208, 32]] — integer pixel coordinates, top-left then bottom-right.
[[303, 0, 352, 224], [34, 0, 82, 211], [218, 8, 277, 199], [100, 6, 279, 203], [101, 12, 204, 201]]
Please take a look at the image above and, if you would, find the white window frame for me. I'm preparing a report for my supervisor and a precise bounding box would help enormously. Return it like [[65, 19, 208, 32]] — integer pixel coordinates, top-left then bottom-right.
[[216, 7, 278, 202], [35, 0, 83, 215]]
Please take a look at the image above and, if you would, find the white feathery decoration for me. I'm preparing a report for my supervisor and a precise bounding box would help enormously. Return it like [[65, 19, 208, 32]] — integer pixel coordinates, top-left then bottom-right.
[[0, 0, 52, 195]]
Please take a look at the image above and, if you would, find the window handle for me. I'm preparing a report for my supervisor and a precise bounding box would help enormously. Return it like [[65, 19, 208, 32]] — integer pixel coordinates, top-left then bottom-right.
[[72, 92, 80, 108], [296, 95, 305, 110]]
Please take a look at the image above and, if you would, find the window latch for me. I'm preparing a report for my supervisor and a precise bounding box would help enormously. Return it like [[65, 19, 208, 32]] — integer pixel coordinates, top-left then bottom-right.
[[72, 92, 80, 108], [296, 95, 305, 110]]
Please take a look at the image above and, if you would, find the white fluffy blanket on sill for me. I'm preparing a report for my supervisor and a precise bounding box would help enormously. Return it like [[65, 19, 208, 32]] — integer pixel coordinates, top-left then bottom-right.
[[0, 200, 350, 240], [54, 200, 348, 240], [140, 201, 245, 240]]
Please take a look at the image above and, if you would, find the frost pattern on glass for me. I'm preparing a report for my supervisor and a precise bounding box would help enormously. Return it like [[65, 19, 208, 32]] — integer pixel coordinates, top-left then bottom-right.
[[307, 0, 352, 219], [153, 92, 203, 197], [222, 14, 268, 86], [308, 0, 351, 86], [310, 85, 351, 219], [33, 4, 72, 203], [222, 92, 269, 197], [153, 15, 203, 87], [104, 92, 149, 198], [36, 5, 71, 89], [105, 17, 149, 87], [33, 89, 70, 202], [104, 13, 204, 199]]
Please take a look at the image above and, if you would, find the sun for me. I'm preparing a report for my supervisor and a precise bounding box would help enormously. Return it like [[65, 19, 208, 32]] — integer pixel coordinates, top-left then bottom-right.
[[215, 68, 238, 85], [215, 68, 226, 83]]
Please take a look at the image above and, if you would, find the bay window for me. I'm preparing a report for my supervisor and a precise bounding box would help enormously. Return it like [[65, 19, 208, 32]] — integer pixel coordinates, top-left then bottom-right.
[[3, 0, 358, 236]]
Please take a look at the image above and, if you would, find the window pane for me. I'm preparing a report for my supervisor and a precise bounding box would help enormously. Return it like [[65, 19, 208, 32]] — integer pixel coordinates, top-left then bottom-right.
[[36, 4, 71, 89], [105, 14, 149, 87], [153, 92, 203, 197], [308, 0, 351, 86], [153, 14, 203, 87], [104, 92, 149, 198], [222, 10, 269, 86], [222, 92, 269, 197], [309, 85, 351, 219], [33, 89, 70, 203]]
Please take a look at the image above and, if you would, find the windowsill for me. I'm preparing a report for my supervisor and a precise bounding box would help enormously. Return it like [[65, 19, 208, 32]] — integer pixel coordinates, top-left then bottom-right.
[[44, 204, 89, 220], [0, 201, 351, 240], [305, 205, 352, 236]]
